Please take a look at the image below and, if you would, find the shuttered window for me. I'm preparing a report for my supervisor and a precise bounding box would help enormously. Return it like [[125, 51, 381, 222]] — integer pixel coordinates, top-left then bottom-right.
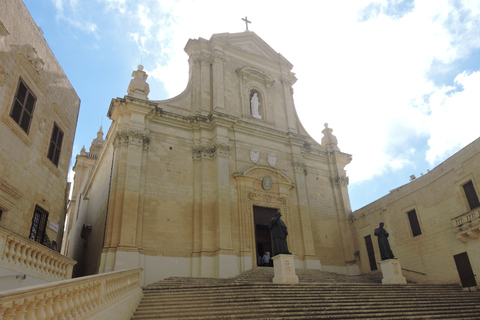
[[10, 78, 36, 134], [407, 209, 422, 237], [463, 181, 480, 210], [47, 122, 64, 166]]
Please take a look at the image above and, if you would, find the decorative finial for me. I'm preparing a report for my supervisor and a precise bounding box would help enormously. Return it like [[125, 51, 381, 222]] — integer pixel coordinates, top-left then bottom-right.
[[127, 65, 150, 99], [321, 123, 340, 151]]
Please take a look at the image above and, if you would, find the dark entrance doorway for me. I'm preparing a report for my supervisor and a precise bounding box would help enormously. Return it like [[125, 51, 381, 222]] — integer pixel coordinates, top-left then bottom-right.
[[454, 252, 477, 288], [254, 206, 277, 267], [364, 235, 378, 271]]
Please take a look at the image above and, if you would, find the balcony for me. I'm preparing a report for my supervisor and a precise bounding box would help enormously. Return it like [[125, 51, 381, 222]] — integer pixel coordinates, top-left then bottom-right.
[[451, 207, 480, 242]]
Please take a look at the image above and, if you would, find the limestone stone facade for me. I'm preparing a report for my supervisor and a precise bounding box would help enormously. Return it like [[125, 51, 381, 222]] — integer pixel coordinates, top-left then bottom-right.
[[65, 32, 356, 285], [0, 0, 78, 289], [351, 137, 480, 286]]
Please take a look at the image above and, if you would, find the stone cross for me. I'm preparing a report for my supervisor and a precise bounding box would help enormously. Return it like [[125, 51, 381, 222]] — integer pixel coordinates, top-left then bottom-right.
[[241, 16, 251, 31]]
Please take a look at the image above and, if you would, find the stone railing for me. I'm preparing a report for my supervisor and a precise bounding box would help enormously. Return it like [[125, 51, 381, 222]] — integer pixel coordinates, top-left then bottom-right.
[[0, 226, 76, 281], [0, 268, 143, 320], [451, 207, 480, 242]]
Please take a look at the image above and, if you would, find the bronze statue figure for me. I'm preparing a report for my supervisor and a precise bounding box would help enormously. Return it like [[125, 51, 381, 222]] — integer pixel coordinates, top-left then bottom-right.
[[374, 222, 395, 260], [269, 212, 290, 256]]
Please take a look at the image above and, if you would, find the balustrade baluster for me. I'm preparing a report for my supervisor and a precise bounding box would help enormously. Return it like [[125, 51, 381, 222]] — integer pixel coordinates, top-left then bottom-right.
[[24, 247, 33, 270], [33, 295, 47, 320], [72, 287, 82, 317], [30, 249, 39, 270], [51, 292, 63, 320], [23, 298, 37, 320], [60, 289, 71, 320], [78, 286, 88, 315], [43, 295, 55, 320], [40, 252, 47, 273], [66, 290, 77, 319], [13, 242, 23, 265], [45, 255, 53, 276], [5, 238, 15, 262], [19, 244, 27, 266], [53, 259, 60, 277]]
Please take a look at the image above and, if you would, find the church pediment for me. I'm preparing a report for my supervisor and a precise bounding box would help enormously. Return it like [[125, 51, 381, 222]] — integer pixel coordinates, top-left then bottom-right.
[[210, 32, 293, 68]]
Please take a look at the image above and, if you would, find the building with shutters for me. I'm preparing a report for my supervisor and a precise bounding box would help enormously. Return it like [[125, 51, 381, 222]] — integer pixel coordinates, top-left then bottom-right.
[[0, 0, 78, 290]]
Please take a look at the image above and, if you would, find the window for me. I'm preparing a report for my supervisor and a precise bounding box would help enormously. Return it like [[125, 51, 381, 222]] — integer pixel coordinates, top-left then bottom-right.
[[47, 122, 64, 166], [29, 205, 49, 244], [10, 78, 36, 134], [407, 209, 422, 237], [463, 181, 480, 210]]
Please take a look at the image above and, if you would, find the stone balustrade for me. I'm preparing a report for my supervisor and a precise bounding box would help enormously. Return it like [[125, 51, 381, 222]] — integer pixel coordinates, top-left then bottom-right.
[[451, 207, 480, 242], [0, 226, 75, 281], [0, 267, 143, 320]]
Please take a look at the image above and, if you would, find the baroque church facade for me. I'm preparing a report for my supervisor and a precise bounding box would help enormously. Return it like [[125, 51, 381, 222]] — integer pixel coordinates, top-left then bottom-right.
[[66, 31, 357, 285]]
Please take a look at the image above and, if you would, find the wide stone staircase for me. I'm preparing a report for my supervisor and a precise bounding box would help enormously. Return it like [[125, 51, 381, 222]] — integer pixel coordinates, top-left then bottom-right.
[[132, 268, 480, 319]]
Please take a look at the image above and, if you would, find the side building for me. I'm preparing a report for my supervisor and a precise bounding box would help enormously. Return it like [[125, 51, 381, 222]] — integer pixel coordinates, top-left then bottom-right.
[[65, 31, 356, 285], [350, 137, 480, 287], [0, 0, 78, 290]]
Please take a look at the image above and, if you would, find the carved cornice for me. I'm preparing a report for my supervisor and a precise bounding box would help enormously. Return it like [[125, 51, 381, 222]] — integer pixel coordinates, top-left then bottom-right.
[[113, 130, 150, 150], [330, 175, 349, 187], [193, 143, 230, 160], [327, 150, 353, 164], [248, 192, 286, 205], [292, 161, 307, 175], [281, 73, 297, 86]]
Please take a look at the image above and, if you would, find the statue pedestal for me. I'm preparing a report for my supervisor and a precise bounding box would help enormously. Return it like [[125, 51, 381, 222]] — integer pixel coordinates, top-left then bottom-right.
[[272, 254, 299, 284], [379, 259, 407, 285]]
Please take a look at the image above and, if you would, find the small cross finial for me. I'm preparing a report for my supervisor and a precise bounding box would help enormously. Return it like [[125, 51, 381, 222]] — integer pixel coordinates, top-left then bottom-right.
[[241, 16, 251, 31]]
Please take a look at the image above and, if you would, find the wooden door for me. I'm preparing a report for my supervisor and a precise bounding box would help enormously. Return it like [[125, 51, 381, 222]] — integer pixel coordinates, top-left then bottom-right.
[[454, 252, 477, 288], [364, 235, 377, 271]]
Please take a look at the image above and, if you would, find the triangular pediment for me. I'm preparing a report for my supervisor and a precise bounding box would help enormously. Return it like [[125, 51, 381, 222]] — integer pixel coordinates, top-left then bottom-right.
[[210, 32, 293, 69]]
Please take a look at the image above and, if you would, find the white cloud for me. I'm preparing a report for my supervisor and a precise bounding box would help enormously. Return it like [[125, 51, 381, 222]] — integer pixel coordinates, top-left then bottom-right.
[[102, 0, 126, 14], [425, 71, 480, 164]]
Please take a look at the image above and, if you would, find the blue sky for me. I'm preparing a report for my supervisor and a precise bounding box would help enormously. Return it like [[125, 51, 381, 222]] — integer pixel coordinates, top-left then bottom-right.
[[23, 0, 480, 211]]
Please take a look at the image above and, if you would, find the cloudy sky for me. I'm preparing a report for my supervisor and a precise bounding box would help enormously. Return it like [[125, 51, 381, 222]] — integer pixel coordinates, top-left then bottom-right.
[[23, 0, 480, 211]]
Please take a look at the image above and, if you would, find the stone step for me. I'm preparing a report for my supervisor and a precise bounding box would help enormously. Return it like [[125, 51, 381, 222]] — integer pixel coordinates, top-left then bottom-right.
[[138, 294, 479, 306], [136, 301, 479, 315], [132, 304, 480, 320], [132, 268, 480, 319]]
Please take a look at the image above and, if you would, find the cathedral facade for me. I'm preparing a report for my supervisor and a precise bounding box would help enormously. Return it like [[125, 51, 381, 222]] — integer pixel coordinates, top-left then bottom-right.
[[66, 32, 356, 285]]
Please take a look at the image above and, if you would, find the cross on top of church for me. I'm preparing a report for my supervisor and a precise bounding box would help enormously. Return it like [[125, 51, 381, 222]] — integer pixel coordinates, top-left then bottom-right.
[[241, 16, 251, 31]]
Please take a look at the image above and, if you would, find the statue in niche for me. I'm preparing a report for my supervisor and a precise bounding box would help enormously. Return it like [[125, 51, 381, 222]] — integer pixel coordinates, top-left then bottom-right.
[[250, 92, 262, 119], [269, 212, 290, 256], [374, 222, 395, 260]]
